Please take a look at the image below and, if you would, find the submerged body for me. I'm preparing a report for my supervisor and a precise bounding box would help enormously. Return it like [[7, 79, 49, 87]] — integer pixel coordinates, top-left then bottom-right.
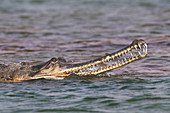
[[0, 39, 147, 82]]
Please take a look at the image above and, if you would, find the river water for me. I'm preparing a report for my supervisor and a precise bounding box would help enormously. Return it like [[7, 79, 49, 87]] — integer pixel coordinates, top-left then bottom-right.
[[0, 0, 170, 113]]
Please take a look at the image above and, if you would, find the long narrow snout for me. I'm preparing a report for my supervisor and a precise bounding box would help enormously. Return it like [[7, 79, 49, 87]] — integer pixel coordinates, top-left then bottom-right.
[[59, 39, 147, 75]]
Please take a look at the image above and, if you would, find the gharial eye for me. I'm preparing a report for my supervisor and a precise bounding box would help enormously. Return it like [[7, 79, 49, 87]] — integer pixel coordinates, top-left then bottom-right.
[[51, 57, 57, 62]]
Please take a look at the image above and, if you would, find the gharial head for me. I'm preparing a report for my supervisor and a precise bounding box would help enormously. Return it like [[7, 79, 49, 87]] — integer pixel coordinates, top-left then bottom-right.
[[29, 57, 70, 80], [28, 39, 147, 80]]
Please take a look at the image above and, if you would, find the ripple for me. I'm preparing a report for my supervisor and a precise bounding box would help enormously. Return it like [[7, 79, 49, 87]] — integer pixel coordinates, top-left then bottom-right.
[[0, 0, 170, 112]]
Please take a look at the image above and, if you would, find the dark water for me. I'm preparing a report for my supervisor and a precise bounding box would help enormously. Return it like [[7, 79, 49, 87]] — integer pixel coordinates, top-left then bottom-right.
[[0, 0, 170, 112]]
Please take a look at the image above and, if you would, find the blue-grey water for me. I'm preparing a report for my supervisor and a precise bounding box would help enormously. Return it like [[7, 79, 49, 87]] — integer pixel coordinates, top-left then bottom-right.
[[0, 0, 170, 113]]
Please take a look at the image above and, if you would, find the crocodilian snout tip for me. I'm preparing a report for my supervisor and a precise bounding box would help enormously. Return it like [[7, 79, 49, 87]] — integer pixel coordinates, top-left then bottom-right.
[[131, 39, 147, 58]]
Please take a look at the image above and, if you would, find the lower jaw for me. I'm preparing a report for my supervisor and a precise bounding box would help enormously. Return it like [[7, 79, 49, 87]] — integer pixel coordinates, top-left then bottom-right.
[[43, 76, 65, 80], [58, 39, 147, 76], [73, 44, 147, 75], [75, 55, 145, 76], [32, 75, 66, 80]]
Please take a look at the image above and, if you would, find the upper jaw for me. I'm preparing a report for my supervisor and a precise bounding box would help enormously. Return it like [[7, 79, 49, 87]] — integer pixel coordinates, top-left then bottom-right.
[[58, 39, 147, 76]]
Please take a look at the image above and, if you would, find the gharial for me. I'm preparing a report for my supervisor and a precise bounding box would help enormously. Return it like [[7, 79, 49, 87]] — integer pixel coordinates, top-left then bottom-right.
[[0, 39, 147, 82]]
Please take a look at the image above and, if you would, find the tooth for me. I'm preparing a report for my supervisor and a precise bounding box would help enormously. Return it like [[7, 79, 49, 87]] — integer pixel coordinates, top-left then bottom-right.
[[135, 55, 139, 59], [72, 68, 76, 71], [121, 51, 124, 55], [93, 70, 97, 74], [134, 45, 138, 50], [130, 52, 133, 57], [118, 61, 121, 65], [94, 63, 98, 67], [106, 56, 111, 60], [117, 54, 120, 58], [66, 69, 71, 73], [115, 62, 118, 66], [73, 68, 76, 71], [109, 66, 113, 70], [106, 67, 110, 71], [119, 61, 122, 66], [71, 68, 75, 72], [65, 70, 69, 73], [118, 52, 121, 56], [143, 43, 147, 53], [102, 59, 105, 62], [128, 57, 132, 62], [114, 54, 118, 57], [121, 60, 125, 65], [101, 69, 105, 73], [77, 67, 80, 71], [132, 57, 136, 60], [127, 48, 131, 51], [88, 64, 92, 67], [138, 44, 142, 50], [133, 53, 136, 57], [70, 69, 74, 72], [138, 51, 142, 56], [61, 71, 66, 73], [107, 65, 111, 69], [122, 51, 126, 56], [92, 65, 95, 70], [74, 67, 77, 71], [80, 66, 84, 70], [104, 59, 108, 62], [112, 63, 115, 67], [144, 43, 147, 48], [131, 46, 134, 49], [111, 66, 115, 69], [69, 69, 72, 72], [113, 62, 116, 66], [105, 59, 109, 62], [111, 55, 115, 59], [124, 49, 128, 53], [111, 63, 114, 66], [84, 65, 88, 69], [96, 69, 99, 72], [96, 61, 101, 64], [124, 58, 128, 63], [77, 67, 80, 70], [82, 65, 85, 69]]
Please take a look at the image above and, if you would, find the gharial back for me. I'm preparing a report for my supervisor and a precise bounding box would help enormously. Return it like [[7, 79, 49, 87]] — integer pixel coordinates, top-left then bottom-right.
[[0, 63, 33, 82]]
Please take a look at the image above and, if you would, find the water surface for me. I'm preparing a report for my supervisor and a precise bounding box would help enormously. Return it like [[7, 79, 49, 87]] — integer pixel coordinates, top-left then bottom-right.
[[0, 0, 170, 113]]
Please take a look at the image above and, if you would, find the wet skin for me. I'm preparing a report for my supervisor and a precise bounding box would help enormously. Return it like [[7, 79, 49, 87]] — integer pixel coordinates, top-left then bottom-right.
[[0, 39, 147, 82]]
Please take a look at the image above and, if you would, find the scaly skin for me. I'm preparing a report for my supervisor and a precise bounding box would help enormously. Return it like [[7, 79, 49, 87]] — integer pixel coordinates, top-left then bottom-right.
[[0, 39, 147, 82]]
